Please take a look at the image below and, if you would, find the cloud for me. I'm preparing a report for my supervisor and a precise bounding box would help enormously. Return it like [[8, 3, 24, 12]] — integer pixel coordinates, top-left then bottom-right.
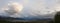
[[21, 0, 59, 18], [3, 2, 23, 18]]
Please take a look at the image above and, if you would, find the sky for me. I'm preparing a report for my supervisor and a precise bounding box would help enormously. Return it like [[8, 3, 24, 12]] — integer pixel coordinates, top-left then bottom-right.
[[0, 0, 60, 18]]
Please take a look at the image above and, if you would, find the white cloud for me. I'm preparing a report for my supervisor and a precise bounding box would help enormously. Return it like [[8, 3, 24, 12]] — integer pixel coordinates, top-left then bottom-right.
[[5, 2, 23, 18]]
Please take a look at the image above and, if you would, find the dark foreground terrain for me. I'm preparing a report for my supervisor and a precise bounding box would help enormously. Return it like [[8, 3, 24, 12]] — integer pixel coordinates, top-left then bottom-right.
[[0, 16, 53, 23], [0, 20, 53, 23]]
